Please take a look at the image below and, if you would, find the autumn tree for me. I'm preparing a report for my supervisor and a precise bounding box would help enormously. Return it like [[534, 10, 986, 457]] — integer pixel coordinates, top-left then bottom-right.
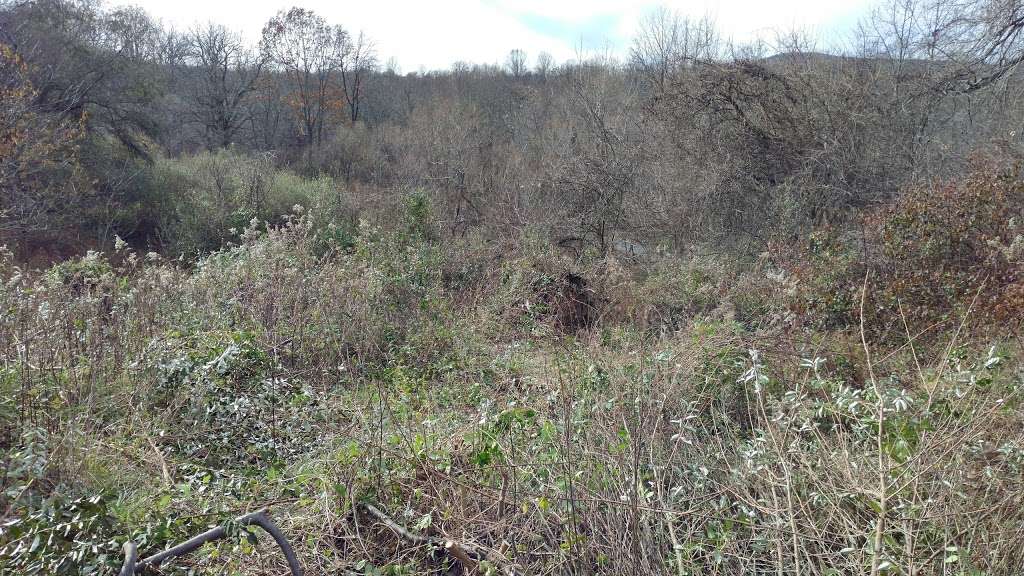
[[0, 44, 83, 237], [260, 8, 340, 147], [0, 0, 164, 155], [260, 7, 374, 147]]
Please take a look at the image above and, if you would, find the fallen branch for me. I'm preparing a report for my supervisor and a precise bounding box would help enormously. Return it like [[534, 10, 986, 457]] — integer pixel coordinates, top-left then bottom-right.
[[145, 435, 172, 487], [357, 502, 518, 576]]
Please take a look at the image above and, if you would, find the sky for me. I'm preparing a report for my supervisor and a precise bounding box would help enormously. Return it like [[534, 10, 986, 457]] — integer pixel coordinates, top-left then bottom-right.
[[121, 0, 875, 73]]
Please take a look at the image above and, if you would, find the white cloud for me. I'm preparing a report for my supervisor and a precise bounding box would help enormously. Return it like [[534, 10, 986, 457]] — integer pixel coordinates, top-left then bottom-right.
[[121, 0, 875, 72]]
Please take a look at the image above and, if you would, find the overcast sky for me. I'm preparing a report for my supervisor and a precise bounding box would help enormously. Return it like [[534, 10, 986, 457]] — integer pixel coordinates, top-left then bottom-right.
[[121, 0, 874, 72]]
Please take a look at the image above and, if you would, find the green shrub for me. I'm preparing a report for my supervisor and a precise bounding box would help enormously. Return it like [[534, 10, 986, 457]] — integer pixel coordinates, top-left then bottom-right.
[[0, 493, 123, 576], [45, 250, 115, 295], [149, 331, 320, 469], [401, 190, 437, 242], [145, 151, 352, 257]]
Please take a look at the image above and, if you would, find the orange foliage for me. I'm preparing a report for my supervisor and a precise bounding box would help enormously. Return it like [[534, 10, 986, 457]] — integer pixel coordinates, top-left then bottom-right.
[[869, 165, 1023, 327], [785, 163, 1024, 339], [0, 43, 84, 232]]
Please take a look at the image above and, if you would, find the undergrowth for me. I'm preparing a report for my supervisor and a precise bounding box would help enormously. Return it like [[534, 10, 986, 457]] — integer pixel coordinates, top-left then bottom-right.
[[1, 177, 1023, 575]]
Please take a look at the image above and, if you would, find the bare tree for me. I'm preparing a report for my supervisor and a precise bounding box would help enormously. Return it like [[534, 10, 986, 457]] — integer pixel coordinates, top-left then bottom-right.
[[631, 8, 718, 92], [104, 5, 160, 62], [859, 0, 1024, 92], [506, 48, 527, 78], [338, 30, 376, 124], [553, 59, 651, 254], [535, 51, 554, 79], [187, 24, 265, 149], [153, 27, 190, 68]]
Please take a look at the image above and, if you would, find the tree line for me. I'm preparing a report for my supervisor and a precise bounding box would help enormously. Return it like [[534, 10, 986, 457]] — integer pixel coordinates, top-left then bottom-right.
[[2, 0, 1024, 258]]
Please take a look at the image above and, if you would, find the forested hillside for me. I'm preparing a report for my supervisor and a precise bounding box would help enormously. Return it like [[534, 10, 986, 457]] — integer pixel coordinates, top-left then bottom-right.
[[2, 0, 1023, 574]]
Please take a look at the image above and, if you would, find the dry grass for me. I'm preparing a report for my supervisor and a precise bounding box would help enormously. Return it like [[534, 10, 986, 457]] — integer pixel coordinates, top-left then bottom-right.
[[1, 214, 1022, 575]]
